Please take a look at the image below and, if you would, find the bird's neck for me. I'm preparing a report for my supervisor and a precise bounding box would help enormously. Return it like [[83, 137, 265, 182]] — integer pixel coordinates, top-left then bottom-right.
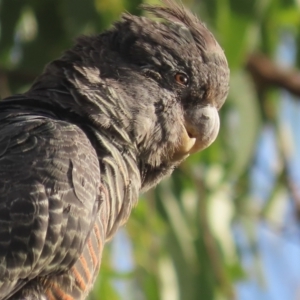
[[86, 124, 141, 239]]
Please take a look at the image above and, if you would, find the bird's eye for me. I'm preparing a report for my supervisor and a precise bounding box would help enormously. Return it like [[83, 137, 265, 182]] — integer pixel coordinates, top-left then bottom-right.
[[175, 72, 189, 86]]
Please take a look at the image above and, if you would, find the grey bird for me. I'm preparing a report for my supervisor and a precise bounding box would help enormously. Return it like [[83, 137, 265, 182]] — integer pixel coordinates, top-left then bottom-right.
[[0, 0, 229, 299]]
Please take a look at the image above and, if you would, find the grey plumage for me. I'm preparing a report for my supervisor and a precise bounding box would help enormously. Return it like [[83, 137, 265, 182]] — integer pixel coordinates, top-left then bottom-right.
[[0, 1, 229, 299]]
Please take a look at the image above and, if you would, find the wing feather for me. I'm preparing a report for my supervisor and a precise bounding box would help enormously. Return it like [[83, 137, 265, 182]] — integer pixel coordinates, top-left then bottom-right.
[[0, 104, 101, 298]]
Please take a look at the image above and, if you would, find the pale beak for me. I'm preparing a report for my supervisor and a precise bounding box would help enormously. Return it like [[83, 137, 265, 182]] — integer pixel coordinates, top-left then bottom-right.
[[172, 106, 220, 161]]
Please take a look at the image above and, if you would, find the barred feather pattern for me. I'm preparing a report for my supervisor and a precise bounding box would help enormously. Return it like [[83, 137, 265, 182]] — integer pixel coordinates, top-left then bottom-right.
[[0, 93, 141, 299]]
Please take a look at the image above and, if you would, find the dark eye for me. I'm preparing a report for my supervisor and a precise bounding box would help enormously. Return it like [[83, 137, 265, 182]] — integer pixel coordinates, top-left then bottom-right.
[[175, 72, 189, 86]]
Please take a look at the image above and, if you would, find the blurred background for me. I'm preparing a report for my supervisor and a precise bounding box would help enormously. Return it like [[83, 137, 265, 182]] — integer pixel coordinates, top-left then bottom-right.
[[1, 0, 300, 299]]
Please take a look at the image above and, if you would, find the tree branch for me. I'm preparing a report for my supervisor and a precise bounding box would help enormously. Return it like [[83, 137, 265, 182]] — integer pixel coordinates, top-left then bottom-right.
[[246, 53, 300, 98]]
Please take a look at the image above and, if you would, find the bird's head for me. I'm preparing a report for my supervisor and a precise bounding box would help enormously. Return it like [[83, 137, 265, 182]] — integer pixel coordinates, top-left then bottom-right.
[[104, 0, 230, 188], [31, 0, 229, 190]]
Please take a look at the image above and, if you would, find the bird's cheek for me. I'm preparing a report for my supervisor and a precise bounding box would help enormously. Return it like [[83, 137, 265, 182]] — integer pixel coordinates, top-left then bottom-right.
[[185, 106, 220, 153]]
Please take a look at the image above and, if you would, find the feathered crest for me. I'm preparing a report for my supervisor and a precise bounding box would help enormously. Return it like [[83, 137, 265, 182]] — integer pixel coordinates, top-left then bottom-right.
[[141, 0, 200, 28], [140, 0, 221, 55]]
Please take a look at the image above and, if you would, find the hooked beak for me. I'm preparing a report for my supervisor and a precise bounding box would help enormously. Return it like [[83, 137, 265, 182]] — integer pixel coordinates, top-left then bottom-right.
[[171, 106, 220, 161]]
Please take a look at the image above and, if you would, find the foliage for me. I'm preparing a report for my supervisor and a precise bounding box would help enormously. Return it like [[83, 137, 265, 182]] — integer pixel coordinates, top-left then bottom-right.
[[1, 0, 300, 299]]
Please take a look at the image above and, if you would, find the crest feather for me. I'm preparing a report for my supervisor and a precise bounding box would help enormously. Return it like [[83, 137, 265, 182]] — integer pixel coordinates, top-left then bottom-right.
[[141, 0, 222, 55]]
